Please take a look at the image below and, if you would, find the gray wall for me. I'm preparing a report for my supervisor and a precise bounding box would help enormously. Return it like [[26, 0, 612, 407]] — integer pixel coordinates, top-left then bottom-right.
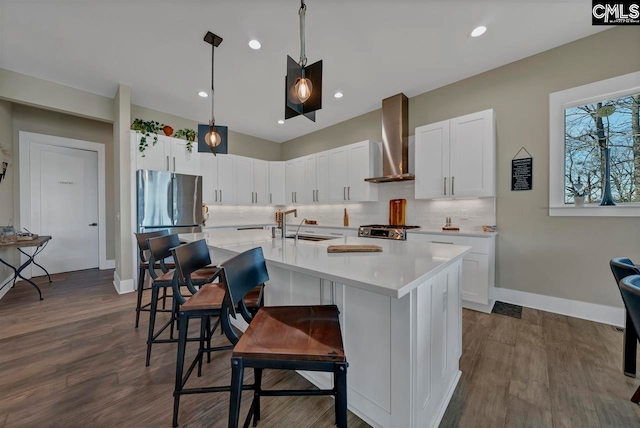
[[0, 100, 17, 278], [282, 27, 640, 308], [131, 105, 282, 161], [11, 104, 116, 260]]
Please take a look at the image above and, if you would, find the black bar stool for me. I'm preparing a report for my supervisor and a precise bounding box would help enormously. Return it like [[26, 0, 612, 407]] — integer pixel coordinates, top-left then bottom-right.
[[220, 247, 348, 428], [170, 239, 264, 427], [610, 258, 640, 378], [145, 234, 219, 367], [617, 273, 640, 404], [134, 230, 175, 328]]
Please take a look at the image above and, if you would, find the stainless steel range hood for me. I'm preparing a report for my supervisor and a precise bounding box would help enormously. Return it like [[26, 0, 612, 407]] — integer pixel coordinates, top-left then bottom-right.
[[365, 93, 414, 183]]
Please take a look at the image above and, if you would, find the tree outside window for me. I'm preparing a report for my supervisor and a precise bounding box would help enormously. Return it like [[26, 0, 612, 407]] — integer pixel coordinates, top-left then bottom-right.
[[564, 93, 640, 204]]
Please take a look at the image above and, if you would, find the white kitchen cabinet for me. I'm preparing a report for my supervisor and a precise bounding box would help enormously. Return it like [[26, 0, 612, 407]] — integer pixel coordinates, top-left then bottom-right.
[[415, 109, 495, 199], [328, 140, 380, 203], [316, 151, 330, 204], [407, 232, 496, 313], [269, 162, 286, 206], [304, 155, 317, 203], [285, 157, 306, 204], [200, 153, 236, 205], [133, 132, 200, 175], [235, 156, 254, 205], [253, 160, 269, 205]]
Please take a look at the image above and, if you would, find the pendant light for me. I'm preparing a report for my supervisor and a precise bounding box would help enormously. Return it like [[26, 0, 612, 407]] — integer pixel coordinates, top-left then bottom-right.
[[285, 0, 323, 122], [204, 31, 224, 155]]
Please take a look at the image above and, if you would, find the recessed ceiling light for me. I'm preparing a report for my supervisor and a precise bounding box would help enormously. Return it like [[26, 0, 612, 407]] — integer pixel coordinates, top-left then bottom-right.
[[471, 26, 487, 38], [248, 39, 261, 50], [277, 119, 285, 125], [198, 91, 208, 98], [334, 91, 344, 99]]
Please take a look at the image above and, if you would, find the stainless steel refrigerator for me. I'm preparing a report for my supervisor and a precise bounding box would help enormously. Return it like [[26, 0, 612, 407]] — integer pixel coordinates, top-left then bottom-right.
[[137, 170, 203, 234]]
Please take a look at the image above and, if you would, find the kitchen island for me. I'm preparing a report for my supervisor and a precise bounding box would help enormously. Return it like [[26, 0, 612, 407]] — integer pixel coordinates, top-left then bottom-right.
[[180, 230, 470, 428]]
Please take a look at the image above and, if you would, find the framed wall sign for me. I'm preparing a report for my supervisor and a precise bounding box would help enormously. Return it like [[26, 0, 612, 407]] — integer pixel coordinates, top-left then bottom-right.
[[512, 147, 533, 191]]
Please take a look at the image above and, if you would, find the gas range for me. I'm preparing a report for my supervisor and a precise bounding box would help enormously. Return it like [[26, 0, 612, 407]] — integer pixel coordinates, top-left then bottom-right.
[[358, 225, 420, 241]]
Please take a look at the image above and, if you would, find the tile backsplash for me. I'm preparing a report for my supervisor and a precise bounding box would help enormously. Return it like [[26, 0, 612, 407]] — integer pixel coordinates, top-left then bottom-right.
[[205, 181, 495, 231]]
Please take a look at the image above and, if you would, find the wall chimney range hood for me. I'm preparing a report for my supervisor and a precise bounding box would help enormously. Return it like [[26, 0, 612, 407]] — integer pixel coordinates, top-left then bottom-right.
[[365, 93, 414, 183]]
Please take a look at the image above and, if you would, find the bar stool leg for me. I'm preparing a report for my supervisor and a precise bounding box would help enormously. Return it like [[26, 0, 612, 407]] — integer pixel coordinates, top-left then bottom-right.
[[206, 316, 212, 364], [229, 357, 245, 428], [334, 363, 348, 428], [253, 368, 263, 427], [145, 285, 160, 367], [162, 287, 168, 310], [198, 316, 207, 377], [135, 267, 146, 328], [173, 314, 190, 428]]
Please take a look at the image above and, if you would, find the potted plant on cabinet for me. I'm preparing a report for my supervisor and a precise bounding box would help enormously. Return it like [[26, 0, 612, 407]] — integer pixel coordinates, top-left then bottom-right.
[[173, 128, 198, 154], [131, 119, 164, 157]]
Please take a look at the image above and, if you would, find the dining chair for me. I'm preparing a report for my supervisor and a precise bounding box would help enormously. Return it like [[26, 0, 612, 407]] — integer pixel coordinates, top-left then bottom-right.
[[617, 273, 640, 404]]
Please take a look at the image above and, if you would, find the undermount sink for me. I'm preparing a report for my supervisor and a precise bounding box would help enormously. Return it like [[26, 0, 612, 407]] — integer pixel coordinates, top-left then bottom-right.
[[285, 235, 333, 242]]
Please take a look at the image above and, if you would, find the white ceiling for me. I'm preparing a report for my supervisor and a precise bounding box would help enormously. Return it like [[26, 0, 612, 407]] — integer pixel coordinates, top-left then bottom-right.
[[0, 0, 605, 143]]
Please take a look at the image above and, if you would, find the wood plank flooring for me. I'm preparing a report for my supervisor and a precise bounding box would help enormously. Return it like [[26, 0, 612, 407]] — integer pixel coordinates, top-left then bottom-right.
[[0, 269, 638, 427]]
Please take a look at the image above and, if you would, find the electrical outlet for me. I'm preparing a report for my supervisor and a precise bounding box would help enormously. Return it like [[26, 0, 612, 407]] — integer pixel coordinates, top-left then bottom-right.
[[461, 209, 468, 220]]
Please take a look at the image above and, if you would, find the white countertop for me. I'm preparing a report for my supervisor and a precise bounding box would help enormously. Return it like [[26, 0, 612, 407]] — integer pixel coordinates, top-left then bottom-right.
[[179, 230, 471, 299]]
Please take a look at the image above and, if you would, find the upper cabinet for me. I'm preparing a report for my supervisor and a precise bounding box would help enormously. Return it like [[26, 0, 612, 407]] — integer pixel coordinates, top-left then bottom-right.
[[235, 156, 270, 206], [199, 153, 237, 205], [133, 132, 200, 176], [415, 109, 495, 200], [300, 151, 330, 204], [285, 157, 306, 204], [328, 140, 381, 203], [269, 162, 286, 206]]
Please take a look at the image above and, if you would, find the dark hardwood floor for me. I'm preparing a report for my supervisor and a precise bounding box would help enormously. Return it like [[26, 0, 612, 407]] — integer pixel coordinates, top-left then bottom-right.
[[0, 269, 638, 427]]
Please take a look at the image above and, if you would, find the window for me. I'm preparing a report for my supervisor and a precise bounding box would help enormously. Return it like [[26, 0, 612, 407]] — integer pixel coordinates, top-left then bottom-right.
[[549, 71, 640, 217], [564, 93, 640, 204]]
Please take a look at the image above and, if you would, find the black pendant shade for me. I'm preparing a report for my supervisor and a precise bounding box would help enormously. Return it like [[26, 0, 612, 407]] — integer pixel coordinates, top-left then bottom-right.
[[197, 124, 228, 154], [285, 56, 323, 122]]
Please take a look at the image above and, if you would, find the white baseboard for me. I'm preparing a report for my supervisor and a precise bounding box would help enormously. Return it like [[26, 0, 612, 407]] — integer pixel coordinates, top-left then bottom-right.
[[493, 287, 625, 327], [113, 271, 135, 294], [101, 259, 116, 270], [0, 275, 13, 300], [463, 299, 496, 314]]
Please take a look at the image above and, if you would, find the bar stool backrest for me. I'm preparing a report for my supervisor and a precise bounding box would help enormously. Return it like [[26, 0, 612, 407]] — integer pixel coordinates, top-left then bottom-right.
[[619, 275, 640, 340], [610, 257, 640, 284], [147, 234, 181, 279], [135, 230, 169, 263], [219, 247, 269, 318], [171, 239, 212, 282]]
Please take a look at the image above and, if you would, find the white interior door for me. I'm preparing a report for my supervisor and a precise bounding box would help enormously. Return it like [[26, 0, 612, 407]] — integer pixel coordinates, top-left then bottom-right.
[[30, 143, 99, 274]]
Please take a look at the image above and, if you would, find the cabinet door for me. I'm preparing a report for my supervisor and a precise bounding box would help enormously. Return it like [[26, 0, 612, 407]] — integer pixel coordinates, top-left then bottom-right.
[[328, 146, 348, 202], [285, 160, 296, 205], [171, 139, 199, 176], [304, 155, 317, 203], [461, 253, 490, 305], [135, 133, 170, 172], [415, 120, 450, 199], [216, 155, 237, 205], [269, 162, 286, 206], [292, 157, 306, 204], [199, 153, 218, 205], [235, 156, 254, 205], [449, 109, 495, 198], [316, 151, 330, 204], [346, 141, 376, 202], [253, 159, 269, 205]]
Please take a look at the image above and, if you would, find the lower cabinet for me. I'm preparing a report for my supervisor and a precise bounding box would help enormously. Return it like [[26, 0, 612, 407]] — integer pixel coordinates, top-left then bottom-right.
[[407, 233, 496, 313]]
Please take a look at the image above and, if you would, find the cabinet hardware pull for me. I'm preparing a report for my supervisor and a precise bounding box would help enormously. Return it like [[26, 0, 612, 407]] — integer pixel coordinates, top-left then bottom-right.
[[292, 192, 294, 203], [343, 187, 346, 200], [330, 232, 343, 236], [173, 157, 176, 172], [255, 192, 258, 203], [166, 156, 169, 171], [452, 176, 455, 195], [270, 193, 272, 204], [444, 177, 447, 195], [215, 189, 218, 202], [348, 187, 350, 200], [88, 223, 98, 227], [432, 241, 453, 245], [220, 190, 222, 202]]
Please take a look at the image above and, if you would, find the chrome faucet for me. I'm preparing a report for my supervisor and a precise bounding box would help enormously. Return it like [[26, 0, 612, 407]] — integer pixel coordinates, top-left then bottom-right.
[[294, 219, 308, 244], [280, 209, 297, 238]]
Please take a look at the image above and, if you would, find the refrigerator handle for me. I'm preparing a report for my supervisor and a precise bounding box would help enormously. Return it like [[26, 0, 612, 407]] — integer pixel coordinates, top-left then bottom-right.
[[170, 174, 176, 225]]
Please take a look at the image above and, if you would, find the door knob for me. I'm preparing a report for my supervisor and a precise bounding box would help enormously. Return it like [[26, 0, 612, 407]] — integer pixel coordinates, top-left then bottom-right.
[[89, 223, 98, 226]]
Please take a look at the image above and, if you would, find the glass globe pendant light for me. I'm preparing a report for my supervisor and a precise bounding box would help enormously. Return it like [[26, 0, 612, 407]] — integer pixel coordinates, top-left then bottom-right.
[[204, 32, 223, 154]]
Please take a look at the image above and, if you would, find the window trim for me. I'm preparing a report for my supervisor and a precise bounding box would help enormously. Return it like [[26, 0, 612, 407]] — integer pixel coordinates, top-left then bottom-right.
[[549, 71, 640, 217]]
